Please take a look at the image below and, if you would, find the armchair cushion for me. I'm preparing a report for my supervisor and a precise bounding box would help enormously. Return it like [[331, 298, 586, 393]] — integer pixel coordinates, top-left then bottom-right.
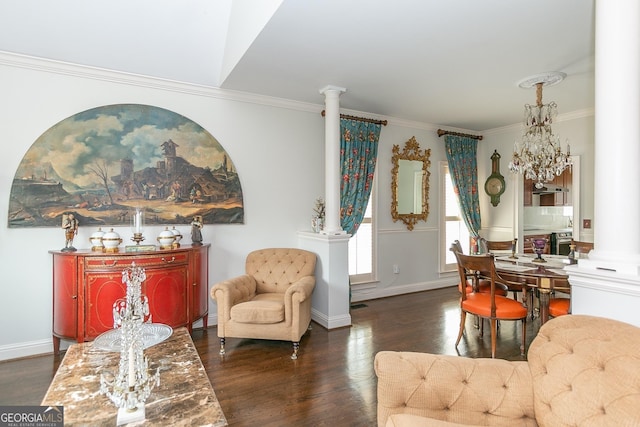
[[230, 294, 285, 324]]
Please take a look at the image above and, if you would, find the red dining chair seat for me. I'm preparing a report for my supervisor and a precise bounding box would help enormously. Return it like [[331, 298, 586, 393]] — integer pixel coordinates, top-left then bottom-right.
[[548, 297, 570, 317], [462, 293, 528, 319]]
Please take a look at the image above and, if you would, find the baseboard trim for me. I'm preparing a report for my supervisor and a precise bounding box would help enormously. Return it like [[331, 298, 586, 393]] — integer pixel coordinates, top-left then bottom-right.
[[0, 338, 53, 362], [350, 278, 456, 303], [311, 309, 351, 330]]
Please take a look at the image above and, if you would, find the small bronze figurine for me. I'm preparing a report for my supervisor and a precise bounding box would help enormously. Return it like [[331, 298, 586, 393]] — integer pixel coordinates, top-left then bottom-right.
[[191, 215, 203, 245], [62, 212, 79, 251]]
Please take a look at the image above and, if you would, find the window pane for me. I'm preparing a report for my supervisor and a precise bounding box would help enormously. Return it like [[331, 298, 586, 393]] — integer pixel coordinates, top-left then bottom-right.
[[349, 192, 375, 283], [349, 222, 372, 275], [445, 174, 460, 217], [445, 220, 467, 263], [441, 164, 469, 271]]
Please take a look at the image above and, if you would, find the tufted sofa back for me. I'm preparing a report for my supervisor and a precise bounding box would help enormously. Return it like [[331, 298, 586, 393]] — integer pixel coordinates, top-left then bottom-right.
[[245, 248, 316, 294], [528, 314, 640, 426]]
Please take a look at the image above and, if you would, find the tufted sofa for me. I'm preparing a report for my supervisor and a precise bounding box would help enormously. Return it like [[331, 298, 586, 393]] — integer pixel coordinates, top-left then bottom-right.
[[375, 315, 640, 426], [211, 248, 316, 359]]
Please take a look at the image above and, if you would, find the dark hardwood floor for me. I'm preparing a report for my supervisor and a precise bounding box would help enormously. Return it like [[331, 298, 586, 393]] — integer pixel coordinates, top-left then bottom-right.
[[0, 286, 543, 426]]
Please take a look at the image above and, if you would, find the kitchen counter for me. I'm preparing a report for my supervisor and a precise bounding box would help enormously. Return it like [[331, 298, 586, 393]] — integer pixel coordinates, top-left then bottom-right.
[[523, 228, 572, 235]]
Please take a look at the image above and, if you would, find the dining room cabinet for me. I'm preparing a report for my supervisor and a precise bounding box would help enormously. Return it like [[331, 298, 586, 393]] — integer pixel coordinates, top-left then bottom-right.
[[50, 244, 209, 353], [540, 169, 572, 206], [524, 169, 572, 207], [523, 178, 534, 206]]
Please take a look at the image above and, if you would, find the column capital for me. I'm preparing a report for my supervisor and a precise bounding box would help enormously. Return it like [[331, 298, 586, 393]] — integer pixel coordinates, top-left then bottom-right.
[[319, 85, 347, 96]]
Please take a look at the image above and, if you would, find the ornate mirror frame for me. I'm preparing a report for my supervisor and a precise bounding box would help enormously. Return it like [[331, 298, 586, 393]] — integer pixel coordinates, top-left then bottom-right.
[[391, 136, 431, 230]]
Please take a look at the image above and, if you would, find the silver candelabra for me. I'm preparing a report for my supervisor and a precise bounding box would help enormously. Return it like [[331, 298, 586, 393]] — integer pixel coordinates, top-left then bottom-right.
[[100, 262, 160, 425]]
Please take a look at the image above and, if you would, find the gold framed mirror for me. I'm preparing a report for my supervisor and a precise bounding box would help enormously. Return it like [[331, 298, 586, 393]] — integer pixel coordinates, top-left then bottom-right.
[[391, 136, 431, 230]]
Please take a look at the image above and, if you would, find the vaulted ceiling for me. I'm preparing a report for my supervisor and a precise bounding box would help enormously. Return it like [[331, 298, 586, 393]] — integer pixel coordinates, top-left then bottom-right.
[[0, 0, 595, 131]]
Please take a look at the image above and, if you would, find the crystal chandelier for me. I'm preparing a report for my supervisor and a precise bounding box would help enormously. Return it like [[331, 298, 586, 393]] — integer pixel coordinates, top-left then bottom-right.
[[509, 72, 572, 189]]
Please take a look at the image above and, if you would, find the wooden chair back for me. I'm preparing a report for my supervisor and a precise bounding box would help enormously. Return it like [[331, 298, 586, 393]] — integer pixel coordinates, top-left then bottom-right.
[[572, 240, 593, 254], [486, 240, 514, 251], [452, 252, 500, 312], [450, 240, 463, 254], [477, 238, 516, 254]]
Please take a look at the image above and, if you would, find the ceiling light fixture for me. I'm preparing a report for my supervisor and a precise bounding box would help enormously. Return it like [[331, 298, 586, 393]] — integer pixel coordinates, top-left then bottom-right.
[[509, 72, 572, 189]]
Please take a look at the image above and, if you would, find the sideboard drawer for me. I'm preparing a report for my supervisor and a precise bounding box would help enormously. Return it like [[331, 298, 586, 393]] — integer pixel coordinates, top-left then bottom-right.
[[84, 252, 189, 270]]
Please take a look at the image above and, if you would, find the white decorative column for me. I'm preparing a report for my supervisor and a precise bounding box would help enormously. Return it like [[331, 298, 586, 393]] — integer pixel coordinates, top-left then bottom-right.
[[296, 85, 352, 330], [566, 0, 640, 326], [319, 85, 346, 235]]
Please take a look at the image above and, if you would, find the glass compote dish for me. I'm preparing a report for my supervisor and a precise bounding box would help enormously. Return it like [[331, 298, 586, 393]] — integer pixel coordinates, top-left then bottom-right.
[[532, 238, 547, 263]]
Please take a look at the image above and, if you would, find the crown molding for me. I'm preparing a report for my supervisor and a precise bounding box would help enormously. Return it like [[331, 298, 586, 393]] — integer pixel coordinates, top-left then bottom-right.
[[0, 50, 322, 115], [0, 50, 593, 135], [483, 107, 595, 136]]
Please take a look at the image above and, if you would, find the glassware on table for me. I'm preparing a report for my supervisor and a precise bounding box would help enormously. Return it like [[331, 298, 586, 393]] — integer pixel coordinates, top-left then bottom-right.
[[532, 238, 547, 263]]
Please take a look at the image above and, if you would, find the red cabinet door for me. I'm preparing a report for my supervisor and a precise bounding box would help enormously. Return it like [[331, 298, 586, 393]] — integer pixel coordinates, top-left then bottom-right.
[[84, 272, 127, 339], [192, 245, 209, 323], [52, 254, 79, 340], [143, 265, 189, 327]]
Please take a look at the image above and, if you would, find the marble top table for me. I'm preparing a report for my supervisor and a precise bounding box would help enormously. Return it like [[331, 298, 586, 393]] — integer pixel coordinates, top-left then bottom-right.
[[42, 327, 227, 426], [494, 253, 570, 324]]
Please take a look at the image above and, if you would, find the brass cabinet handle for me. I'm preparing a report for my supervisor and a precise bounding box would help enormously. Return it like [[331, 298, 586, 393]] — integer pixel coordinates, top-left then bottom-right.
[[101, 260, 117, 267], [162, 256, 176, 264]]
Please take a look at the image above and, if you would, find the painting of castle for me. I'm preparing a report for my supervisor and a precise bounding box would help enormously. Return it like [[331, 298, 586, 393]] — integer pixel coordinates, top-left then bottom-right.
[[8, 104, 244, 228]]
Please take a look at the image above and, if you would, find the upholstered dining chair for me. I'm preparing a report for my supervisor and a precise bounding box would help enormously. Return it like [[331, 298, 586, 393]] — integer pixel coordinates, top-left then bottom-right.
[[453, 251, 528, 358], [210, 248, 316, 359]]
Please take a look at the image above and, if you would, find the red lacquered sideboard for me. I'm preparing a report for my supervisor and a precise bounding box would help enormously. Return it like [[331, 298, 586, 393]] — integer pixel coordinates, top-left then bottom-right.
[[50, 244, 210, 353]]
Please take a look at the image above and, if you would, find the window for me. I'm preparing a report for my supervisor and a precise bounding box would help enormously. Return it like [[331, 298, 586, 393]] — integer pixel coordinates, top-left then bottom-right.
[[440, 162, 469, 272], [349, 189, 375, 284]]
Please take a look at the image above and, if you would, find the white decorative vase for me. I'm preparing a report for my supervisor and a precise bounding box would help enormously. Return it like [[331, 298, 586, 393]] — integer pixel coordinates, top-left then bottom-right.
[[311, 217, 324, 233], [170, 226, 182, 248], [157, 227, 176, 249], [89, 227, 105, 251], [102, 229, 122, 253]]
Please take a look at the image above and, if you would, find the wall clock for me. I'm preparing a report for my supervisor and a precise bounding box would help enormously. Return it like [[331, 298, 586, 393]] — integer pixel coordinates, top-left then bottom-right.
[[484, 149, 506, 207]]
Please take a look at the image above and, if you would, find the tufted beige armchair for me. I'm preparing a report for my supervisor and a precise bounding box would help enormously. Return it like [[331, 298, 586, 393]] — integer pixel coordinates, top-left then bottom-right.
[[375, 315, 640, 426], [211, 248, 316, 359]]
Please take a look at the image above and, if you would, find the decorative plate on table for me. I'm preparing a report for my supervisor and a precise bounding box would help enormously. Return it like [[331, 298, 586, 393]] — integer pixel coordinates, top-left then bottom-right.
[[93, 323, 173, 352]]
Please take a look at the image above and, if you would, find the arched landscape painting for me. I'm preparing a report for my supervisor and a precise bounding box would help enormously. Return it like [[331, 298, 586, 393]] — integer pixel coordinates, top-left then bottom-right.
[[9, 104, 244, 228]]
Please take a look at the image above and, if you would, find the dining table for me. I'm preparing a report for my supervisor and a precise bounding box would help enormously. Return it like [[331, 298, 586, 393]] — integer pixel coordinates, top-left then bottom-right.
[[493, 253, 572, 324]]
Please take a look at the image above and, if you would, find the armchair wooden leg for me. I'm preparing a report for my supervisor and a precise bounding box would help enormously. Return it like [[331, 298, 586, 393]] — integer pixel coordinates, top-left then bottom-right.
[[292, 342, 300, 360], [219, 338, 225, 355]]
